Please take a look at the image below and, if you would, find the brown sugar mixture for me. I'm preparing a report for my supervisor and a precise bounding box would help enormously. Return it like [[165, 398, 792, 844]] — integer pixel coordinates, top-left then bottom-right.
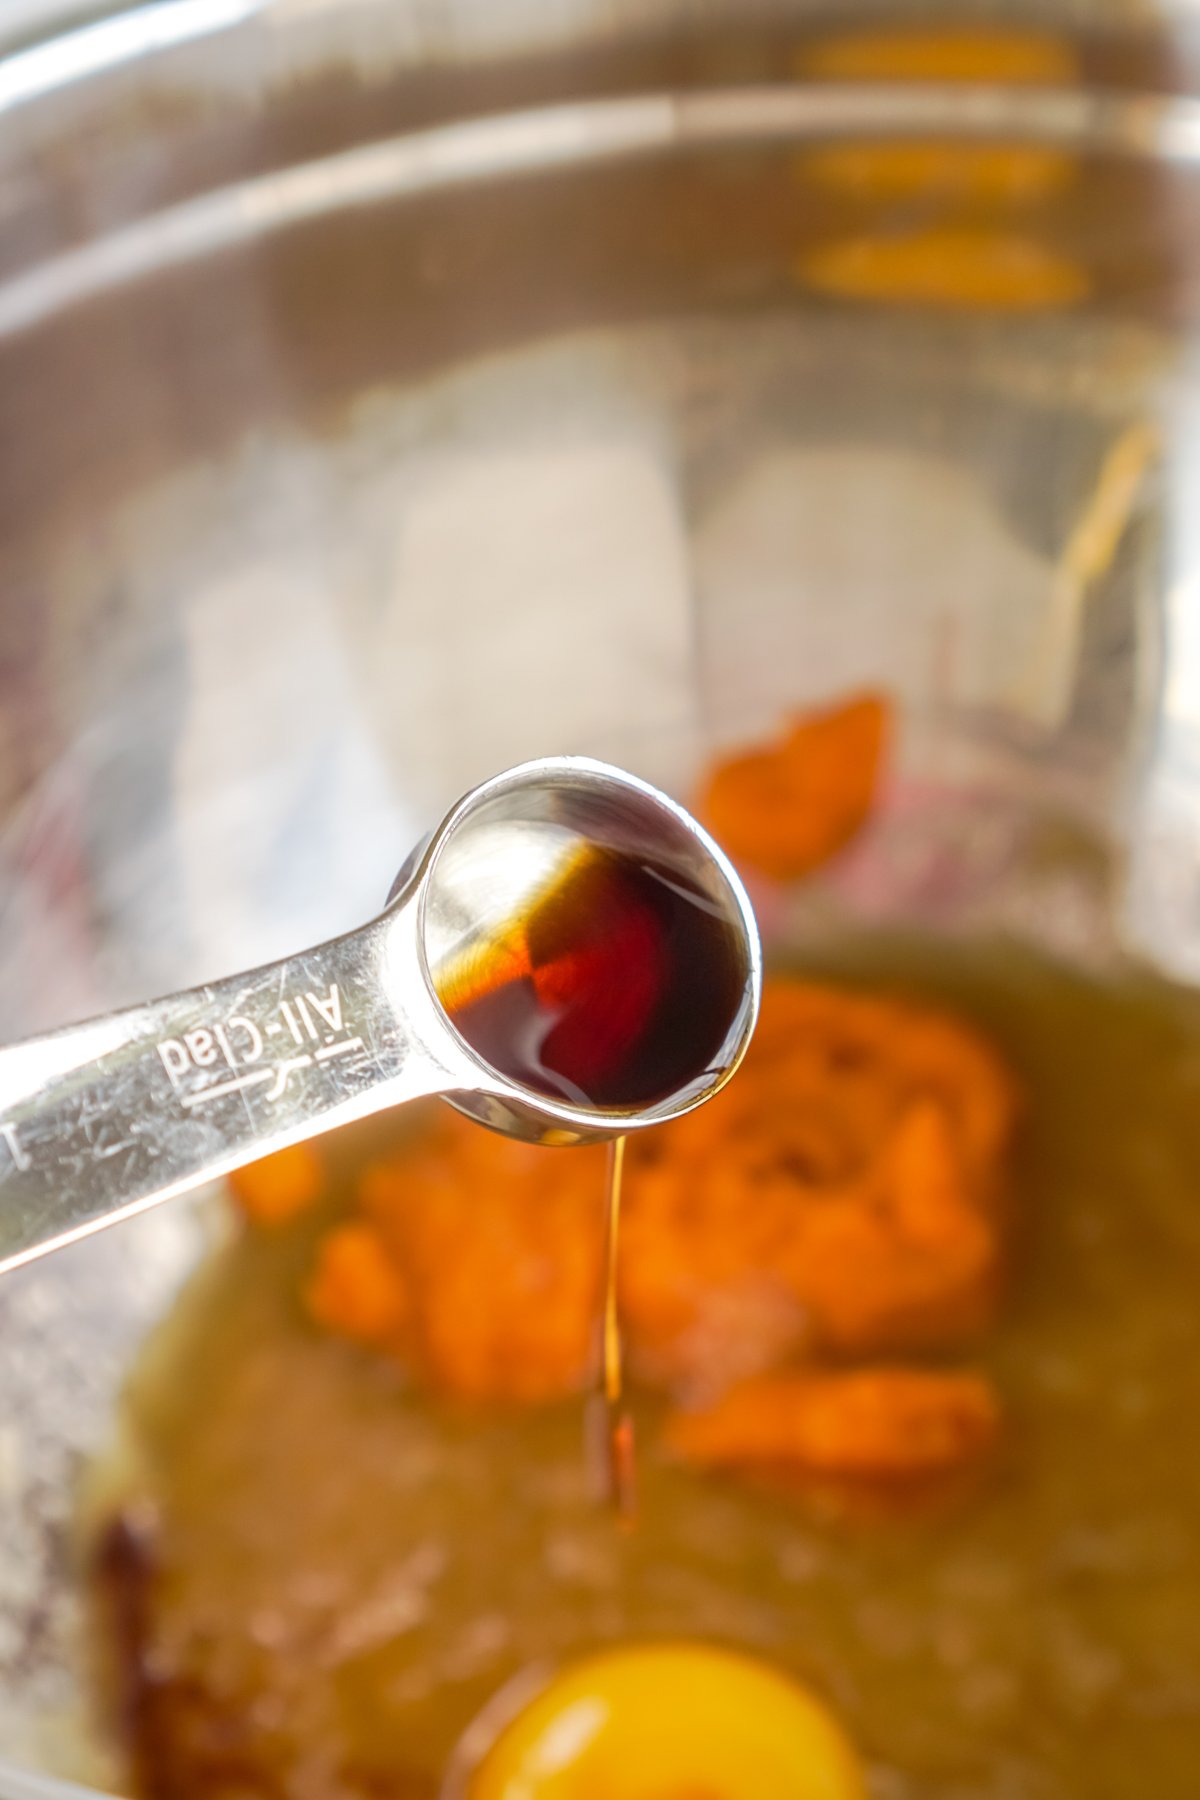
[[85, 704, 1200, 1799], [298, 974, 1016, 1422], [698, 694, 891, 882], [87, 946, 1200, 1800]]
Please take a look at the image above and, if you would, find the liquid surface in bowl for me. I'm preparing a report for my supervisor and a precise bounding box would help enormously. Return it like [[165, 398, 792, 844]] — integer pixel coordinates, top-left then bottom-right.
[[86, 938, 1200, 1800]]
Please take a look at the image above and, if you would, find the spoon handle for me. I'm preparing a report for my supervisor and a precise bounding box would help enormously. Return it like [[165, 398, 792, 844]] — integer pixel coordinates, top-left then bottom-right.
[[0, 916, 442, 1276]]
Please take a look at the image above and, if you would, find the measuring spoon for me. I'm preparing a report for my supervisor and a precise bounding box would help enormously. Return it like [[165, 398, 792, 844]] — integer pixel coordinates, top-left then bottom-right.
[[0, 757, 760, 1276]]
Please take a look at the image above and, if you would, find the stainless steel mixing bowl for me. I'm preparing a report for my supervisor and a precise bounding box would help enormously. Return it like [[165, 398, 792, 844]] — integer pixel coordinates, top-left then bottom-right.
[[2, 1, 1200, 1790]]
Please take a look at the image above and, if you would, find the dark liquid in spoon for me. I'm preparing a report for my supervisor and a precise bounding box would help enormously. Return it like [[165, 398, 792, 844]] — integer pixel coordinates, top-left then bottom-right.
[[433, 844, 745, 1110]]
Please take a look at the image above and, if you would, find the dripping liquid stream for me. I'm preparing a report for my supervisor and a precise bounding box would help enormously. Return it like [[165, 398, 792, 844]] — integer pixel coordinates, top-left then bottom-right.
[[590, 1133, 635, 1519]]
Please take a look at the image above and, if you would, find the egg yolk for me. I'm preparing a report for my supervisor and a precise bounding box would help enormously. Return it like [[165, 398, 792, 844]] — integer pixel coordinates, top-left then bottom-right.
[[465, 1643, 866, 1800]]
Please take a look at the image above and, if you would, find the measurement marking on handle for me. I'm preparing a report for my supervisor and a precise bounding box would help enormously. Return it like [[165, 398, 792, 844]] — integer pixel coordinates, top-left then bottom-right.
[[1, 1122, 29, 1172], [264, 1055, 313, 1102], [180, 1069, 275, 1109]]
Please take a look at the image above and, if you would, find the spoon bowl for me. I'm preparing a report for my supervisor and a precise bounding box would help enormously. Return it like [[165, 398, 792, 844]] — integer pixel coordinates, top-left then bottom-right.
[[413, 757, 761, 1144]]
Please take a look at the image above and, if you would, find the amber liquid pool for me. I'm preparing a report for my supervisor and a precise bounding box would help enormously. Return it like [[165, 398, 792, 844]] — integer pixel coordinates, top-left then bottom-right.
[[432, 844, 747, 1109], [86, 938, 1200, 1800]]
